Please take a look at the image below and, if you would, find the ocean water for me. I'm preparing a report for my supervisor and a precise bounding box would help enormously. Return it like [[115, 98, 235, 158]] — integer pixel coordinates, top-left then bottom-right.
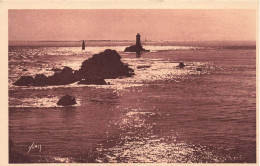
[[8, 41, 256, 163]]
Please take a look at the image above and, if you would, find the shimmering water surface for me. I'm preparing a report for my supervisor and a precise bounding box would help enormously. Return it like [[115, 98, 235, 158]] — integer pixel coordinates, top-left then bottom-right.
[[9, 41, 256, 163]]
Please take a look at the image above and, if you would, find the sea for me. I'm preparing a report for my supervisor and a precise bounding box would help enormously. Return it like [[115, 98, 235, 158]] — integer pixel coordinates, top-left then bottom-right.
[[8, 40, 256, 163]]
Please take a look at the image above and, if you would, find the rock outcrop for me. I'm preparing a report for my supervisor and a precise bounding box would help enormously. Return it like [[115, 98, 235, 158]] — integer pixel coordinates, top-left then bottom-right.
[[14, 67, 76, 86], [178, 62, 185, 68], [124, 45, 149, 53], [34, 74, 49, 86], [78, 77, 107, 85], [196, 68, 202, 71], [13, 76, 34, 86], [14, 49, 134, 86], [48, 67, 76, 85], [57, 95, 77, 106], [77, 49, 134, 79]]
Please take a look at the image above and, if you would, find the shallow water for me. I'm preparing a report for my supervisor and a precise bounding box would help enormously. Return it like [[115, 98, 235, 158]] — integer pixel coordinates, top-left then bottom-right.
[[9, 43, 256, 163]]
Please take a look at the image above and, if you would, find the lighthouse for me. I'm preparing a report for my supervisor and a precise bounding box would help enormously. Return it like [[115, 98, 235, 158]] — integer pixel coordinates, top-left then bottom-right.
[[124, 33, 150, 53], [136, 33, 141, 46]]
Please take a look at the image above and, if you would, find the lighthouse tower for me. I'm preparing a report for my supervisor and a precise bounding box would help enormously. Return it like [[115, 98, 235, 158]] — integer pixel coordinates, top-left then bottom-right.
[[136, 33, 141, 46]]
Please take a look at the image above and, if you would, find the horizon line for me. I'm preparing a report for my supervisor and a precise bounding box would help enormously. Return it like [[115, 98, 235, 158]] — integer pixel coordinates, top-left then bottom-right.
[[8, 40, 256, 42]]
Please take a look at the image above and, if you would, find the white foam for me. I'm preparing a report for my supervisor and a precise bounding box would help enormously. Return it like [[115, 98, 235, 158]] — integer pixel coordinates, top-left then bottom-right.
[[9, 96, 81, 108]]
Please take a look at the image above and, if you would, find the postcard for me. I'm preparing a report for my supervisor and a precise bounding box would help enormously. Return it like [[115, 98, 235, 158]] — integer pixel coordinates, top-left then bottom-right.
[[0, 0, 258, 165]]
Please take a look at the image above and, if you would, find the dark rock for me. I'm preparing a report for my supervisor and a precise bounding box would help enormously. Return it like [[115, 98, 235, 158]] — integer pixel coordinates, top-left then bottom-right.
[[51, 68, 61, 72], [22, 69, 28, 71], [78, 49, 134, 79], [57, 95, 77, 106], [178, 62, 185, 68], [14, 50, 134, 87], [78, 77, 107, 85], [137, 65, 150, 69], [13, 76, 34, 86], [124, 45, 150, 53], [48, 67, 76, 85], [14, 66, 77, 86], [196, 68, 202, 71], [61, 66, 74, 74], [34, 74, 49, 86]]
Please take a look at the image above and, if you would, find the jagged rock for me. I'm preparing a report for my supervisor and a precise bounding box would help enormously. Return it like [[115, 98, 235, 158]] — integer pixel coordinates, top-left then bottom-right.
[[78, 77, 107, 85], [13, 76, 34, 86], [178, 62, 185, 68], [57, 95, 77, 106], [14, 50, 134, 87], [48, 67, 76, 85], [78, 49, 134, 79], [14, 67, 76, 86]]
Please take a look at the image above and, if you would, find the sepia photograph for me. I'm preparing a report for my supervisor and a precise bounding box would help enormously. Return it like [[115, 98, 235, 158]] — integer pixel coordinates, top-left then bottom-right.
[[6, 3, 257, 164]]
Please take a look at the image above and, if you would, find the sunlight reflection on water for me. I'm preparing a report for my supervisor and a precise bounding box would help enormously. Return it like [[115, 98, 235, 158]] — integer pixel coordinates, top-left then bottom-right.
[[92, 108, 238, 163], [9, 46, 256, 163]]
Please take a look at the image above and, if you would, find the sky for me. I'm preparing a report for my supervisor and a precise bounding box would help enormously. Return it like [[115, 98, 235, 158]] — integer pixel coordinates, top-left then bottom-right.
[[8, 9, 256, 41]]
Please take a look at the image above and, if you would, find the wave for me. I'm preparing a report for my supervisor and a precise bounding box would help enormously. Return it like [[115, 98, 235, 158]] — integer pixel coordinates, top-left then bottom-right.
[[9, 96, 81, 108]]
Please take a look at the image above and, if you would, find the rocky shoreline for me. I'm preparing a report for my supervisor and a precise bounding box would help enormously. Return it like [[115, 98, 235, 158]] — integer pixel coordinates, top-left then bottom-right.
[[14, 49, 134, 87]]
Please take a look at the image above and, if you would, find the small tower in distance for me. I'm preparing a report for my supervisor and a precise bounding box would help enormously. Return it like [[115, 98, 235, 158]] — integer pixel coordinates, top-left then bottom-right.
[[82, 40, 85, 50], [136, 33, 141, 46]]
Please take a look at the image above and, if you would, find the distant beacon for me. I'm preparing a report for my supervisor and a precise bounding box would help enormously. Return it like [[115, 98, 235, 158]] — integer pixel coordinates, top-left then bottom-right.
[[136, 33, 141, 46], [82, 40, 85, 50], [124, 33, 150, 52]]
